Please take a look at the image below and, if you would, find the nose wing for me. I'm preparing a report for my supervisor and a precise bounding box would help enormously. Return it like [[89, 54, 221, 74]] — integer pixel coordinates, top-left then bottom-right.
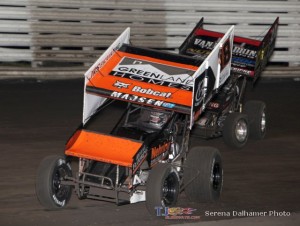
[[65, 129, 143, 167]]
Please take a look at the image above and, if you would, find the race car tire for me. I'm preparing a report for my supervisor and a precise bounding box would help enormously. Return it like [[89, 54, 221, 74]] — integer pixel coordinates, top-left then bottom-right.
[[222, 112, 249, 148], [36, 155, 73, 209], [243, 100, 266, 140], [146, 163, 179, 216], [184, 147, 222, 203]]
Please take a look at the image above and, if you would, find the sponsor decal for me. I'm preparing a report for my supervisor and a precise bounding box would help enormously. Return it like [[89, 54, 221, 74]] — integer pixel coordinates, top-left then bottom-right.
[[192, 36, 257, 60], [109, 57, 195, 91], [232, 45, 257, 59], [132, 147, 148, 173], [231, 67, 254, 76], [185, 48, 210, 58], [151, 142, 171, 160], [113, 80, 131, 89], [232, 57, 255, 67], [184, 34, 258, 72], [111, 71, 193, 91], [92, 50, 115, 76], [110, 91, 175, 109], [257, 49, 265, 61], [194, 38, 216, 49], [111, 91, 163, 105], [162, 102, 176, 108], [112, 81, 172, 98], [132, 86, 172, 98]]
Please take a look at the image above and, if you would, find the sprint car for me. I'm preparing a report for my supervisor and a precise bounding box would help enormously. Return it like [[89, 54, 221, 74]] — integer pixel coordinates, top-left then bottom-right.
[[35, 18, 278, 216], [180, 17, 278, 147]]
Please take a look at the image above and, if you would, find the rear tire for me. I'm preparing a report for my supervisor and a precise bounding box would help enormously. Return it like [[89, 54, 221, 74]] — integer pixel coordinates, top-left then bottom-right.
[[222, 113, 249, 148], [184, 147, 222, 202], [35, 155, 73, 209], [244, 101, 266, 140], [146, 163, 179, 216]]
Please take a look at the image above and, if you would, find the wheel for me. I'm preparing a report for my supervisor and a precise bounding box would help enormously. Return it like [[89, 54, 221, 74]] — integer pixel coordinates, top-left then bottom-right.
[[243, 101, 266, 140], [184, 147, 222, 203], [146, 163, 179, 216], [35, 155, 73, 209], [222, 112, 249, 148]]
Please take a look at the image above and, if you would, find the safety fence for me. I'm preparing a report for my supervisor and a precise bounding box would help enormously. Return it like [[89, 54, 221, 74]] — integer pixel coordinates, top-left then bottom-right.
[[0, 0, 299, 78]]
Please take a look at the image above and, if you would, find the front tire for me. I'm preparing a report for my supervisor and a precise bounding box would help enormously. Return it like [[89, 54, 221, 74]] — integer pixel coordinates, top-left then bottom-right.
[[146, 163, 179, 216], [184, 147, 223, 203], [222, 113, 249, 148], [35, 155, 73, 209]]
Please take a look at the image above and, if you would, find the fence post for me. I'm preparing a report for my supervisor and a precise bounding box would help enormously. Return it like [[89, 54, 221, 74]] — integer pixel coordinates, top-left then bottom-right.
[[288, 0, 300, 67]]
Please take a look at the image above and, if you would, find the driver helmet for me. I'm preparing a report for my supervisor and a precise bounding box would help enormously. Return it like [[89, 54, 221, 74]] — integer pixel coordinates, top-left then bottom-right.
[[149, 111, 167, 128]]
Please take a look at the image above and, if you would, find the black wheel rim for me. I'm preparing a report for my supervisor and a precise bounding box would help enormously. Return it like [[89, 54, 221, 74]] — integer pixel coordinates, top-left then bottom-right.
[[212, 162, 222, 191], [162, 172, 179, 206], [52, 164, 71, 205]]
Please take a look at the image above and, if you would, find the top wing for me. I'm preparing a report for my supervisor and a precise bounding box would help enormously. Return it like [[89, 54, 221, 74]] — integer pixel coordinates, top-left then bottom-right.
[[83, 26, 234, 129], [85, 44, 201, 116], [179, 17, 279, 80]]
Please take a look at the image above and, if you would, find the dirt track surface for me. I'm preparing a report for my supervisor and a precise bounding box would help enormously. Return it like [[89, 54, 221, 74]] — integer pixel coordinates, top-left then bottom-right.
[[0, 78, 299, 226]]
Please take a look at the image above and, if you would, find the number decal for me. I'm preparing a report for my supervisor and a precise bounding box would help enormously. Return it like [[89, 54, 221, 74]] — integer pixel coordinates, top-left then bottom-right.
[[220, 38, 231, 70], [194, 79, 205, 107]]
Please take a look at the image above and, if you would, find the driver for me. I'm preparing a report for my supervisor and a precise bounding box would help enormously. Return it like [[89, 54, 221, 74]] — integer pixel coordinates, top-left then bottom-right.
[[148, 111, 168, 129], [140, 109, 168, 130]]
